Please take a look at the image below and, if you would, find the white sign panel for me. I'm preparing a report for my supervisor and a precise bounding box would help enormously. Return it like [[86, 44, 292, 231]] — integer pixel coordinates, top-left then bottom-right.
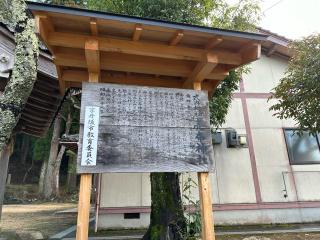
[[81, 106, 100, 166]]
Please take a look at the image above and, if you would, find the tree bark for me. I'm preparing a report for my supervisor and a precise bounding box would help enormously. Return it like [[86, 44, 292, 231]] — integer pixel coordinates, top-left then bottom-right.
[[143, 173, 186, 240], [42, 116, 62, 199], [0, 0, 39, 151], [38, 160, 47, 195], [66, 151, 77, 192], [0, 140, 13, 221], [42, 112, 72, 199]]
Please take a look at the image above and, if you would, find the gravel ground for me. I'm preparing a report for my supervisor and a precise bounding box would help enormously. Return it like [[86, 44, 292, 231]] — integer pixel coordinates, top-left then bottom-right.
[[0, 203, 77, 239], [217, 233, 320, 240]]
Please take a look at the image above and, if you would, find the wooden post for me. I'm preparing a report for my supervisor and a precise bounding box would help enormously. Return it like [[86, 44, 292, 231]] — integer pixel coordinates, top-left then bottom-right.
[[193, 82, 215, 240], [76, 40, 100, 240], [76, 174, 92, 240]]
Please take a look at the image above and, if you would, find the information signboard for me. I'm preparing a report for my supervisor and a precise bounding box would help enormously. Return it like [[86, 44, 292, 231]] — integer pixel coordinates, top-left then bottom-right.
[[77, 83, 214, 173]]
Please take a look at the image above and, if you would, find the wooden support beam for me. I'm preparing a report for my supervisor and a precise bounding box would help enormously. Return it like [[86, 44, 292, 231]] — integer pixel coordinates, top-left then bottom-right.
[[183, 53, 218, 87], [55, 65, 66, 95], [132, 24, 143, 41], [54, 51, 227, 80], [240, 43, 261, 64], [192, 82, 215, 240], [198, 172, 215, 240], [35, 15, 55, 54], [48, 32, 242, 65], [90, 19, 98, 36], [169, 30, 184, 46], [85, 39, 100, 74], [205, 37, 223, 50], [76, 57, 99, 240], [76, 174, 92, 240]]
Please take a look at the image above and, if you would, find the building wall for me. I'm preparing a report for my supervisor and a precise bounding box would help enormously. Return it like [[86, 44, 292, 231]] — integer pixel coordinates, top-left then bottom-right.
[[97, 54, 320, 229]]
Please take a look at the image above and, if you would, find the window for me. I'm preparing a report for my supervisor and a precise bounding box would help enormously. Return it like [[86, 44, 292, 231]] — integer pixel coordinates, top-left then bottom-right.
[[284, 129, 320, 165]]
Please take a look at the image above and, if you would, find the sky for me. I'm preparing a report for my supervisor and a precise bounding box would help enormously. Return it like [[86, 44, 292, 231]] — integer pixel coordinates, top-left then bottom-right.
[[228, 0, 320, 40]]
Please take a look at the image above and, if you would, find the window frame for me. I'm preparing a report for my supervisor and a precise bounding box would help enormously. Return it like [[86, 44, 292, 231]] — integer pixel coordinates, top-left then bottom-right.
[[283, 128, 320, 165]]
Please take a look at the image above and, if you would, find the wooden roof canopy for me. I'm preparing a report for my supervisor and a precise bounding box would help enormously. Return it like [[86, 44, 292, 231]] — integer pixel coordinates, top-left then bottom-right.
[[27, 2, 266, 95]]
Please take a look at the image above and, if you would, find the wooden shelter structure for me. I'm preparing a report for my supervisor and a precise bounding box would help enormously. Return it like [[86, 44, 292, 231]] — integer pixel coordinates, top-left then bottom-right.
[[27, 2, 266, 240]]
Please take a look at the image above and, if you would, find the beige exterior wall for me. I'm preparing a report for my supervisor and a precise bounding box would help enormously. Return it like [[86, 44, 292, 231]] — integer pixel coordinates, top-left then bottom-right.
[[98, 53, 320, 228]]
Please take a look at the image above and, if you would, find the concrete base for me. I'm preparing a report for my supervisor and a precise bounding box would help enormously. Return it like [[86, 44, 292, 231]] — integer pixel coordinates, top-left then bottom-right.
[[98, 207, 320, 229]]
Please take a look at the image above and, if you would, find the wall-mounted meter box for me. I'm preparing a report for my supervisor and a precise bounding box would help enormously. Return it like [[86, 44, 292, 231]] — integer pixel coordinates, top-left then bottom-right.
[[226, 129, 238, 148], [225, 129, 248, 148]]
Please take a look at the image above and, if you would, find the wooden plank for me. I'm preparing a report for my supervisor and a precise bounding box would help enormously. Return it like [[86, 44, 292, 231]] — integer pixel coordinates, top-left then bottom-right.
[[77, 83, 214, 173], [76, 174, 92, 240], [48, 32, 243, 65], [132, 24, 143, 41], [169, 30, 184, 46]]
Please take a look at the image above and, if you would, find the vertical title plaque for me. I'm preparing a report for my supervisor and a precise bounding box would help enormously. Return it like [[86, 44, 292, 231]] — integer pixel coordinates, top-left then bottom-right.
[[77, 83, 214, 173], [80, 106, 100, 166]]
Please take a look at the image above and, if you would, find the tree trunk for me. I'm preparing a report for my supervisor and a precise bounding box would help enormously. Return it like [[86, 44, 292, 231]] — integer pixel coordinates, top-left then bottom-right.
[[20, 134, 30, 165], [42, 116, 62, 199], [66, 151, 77, 192], [0, 1, 39, 151], [53, 145, 65, 197], [38, 160, 47, 196], [143, 173, 186, 240], [0, 140, 13, 220], [42, 112, 72, 199]]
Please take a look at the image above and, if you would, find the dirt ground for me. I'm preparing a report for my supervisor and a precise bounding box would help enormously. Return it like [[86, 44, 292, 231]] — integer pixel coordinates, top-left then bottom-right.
[[1, 203, 320, 239], [0, 203, 77, 239]]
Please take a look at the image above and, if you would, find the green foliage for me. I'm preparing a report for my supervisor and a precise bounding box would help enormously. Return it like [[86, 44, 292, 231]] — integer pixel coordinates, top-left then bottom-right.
[[182, 175, 201, 239], [209, 0, 261, 32], [86, 0, 216, 25], [209, 70, 241, 130], [270, 34, 320, 135]]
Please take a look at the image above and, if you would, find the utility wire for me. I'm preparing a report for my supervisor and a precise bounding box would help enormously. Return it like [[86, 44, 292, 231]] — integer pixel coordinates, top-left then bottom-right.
[[262, 0, 285, 15]]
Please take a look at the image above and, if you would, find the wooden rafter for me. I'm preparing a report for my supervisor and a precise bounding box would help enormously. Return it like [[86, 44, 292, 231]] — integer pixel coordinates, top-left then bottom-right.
[[169, 30, 184, 46], [90, 18, 98, 36], [205, 37, 223, 50], [132, 24, 143, 41]]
